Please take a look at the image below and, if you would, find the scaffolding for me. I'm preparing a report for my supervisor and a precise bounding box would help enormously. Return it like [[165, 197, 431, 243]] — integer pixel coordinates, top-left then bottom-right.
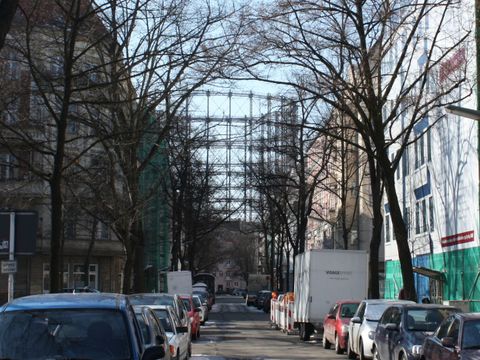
[[185, 90, 297, 222]]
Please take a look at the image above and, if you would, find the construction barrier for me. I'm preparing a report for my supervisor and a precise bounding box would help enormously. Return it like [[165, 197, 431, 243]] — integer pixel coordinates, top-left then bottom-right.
[[270, 298, 278, 327], [280, 300, 296, 334]]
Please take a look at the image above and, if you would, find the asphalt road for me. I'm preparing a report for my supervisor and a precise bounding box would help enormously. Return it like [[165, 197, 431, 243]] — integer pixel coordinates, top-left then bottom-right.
[[191, 295, 346, 360]]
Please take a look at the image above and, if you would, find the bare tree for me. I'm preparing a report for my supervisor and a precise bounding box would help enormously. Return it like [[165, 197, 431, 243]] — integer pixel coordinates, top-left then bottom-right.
[[249, 94, 332, 290], [240, 0, 474, 301]]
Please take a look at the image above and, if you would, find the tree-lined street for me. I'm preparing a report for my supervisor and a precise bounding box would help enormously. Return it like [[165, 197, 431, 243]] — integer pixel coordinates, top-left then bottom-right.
[[192, 296, 338, 360]]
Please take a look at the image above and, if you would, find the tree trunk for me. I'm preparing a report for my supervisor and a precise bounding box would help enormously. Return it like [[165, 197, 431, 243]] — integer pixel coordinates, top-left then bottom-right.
[[368, 158, 383, 299], [133, 219, 145, 293], [382, 163, 417, 302], [0, 0, 18, 50]]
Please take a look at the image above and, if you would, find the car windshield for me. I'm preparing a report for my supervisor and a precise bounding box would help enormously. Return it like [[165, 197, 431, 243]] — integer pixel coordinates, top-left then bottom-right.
[[406, 308, 455, 332], [341, 303, 359, 318], [0, 309, 131, 360], [152, 309, 174, 333], [181, 298, 192, 311], [462, 319, 480, 350], [192, 297, 202, 308], [365, 304, 392, 321], [130, 295, 173, 306]]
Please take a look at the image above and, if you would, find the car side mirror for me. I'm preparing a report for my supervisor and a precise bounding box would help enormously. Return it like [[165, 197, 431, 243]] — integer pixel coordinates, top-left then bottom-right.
[[176, 326, 188, 333], [385, 323, 399, 331], [142, 345, 165, 360], [351, 316, 362, 324], [441, 337, 455, 348]]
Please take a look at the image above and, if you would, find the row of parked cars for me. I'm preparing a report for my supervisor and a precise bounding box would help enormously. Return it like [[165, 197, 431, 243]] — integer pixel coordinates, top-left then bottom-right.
[[0, 290, 212, 360], [321, 298, 480, 360], [245, 289, 272, 312]]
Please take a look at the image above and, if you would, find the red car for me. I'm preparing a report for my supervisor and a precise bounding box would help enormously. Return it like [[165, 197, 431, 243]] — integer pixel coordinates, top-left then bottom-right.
[[179, 295, 201, 340], [322, 300, 360, 354]]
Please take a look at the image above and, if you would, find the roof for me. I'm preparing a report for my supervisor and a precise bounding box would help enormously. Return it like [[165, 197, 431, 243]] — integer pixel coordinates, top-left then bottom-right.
[[363, 299, 415, 305], [1, 293, 128, 312], [412, 266, 446, 281], [384, 303, 459, 310], [454, 312, 480, 320]]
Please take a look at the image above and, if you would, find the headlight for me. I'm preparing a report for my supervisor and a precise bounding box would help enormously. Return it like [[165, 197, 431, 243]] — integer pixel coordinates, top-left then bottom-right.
[[341, 325, 349, 334], [411, 345, 423, 356], [368, 331, 375, 340]]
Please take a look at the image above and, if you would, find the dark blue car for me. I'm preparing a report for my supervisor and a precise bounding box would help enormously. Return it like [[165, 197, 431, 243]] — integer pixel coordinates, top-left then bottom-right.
[[0, 293, 166, 360], [372, 303, 460, 360]]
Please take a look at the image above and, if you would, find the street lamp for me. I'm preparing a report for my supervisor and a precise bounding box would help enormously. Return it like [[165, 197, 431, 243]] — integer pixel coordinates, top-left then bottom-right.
[[445, 105, 480, 121]]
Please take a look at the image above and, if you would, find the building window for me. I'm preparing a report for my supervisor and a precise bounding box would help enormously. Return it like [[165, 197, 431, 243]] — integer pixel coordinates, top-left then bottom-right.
[[219, 271, 223, 277], [385, 214, 391, 243], [5, 57, 20, 80], [43, 263, 69, 293], [4, 99, 19, 124], [30, 95, 49, 123], [73, 264, 98, 289], [0, 154, 17, 180], [96, 221, 109, 240], [429, 197, 434, 232], [67, 104, 79, 134], [65, 219, 76, 240], [415, 136, 426, 169], [415, 198, 428, 234]]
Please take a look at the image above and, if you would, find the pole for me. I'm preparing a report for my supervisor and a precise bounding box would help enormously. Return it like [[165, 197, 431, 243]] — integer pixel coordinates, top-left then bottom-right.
[[8, 211, 15, 302]]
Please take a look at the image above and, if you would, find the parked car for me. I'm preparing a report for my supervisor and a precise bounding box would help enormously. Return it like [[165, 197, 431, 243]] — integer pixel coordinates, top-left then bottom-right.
[[147, 305, 190, 360], [193, 294, 208, 324], [130, 293, 190, 333], [246, 291, 258, 306], [179, 295, 201, 340], [323, 300, 361, 354], [256, 290, 272, 309], [348, 299, 415, 360], [232, 288, 247, 297], [133, 305, 172, 360], [0, 293, 166, 360], [192, 287, 213, 310], [372, 303, 460, 360], [421, 312, 480, 360]]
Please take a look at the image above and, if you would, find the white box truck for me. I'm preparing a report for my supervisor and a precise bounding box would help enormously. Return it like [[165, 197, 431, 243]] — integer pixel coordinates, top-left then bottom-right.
[[294, 249, 368, 340], [167, 270, 192, 295]]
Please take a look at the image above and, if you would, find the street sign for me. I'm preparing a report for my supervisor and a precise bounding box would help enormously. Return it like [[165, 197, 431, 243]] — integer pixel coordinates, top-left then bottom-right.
[[1, 260, 17, 274]]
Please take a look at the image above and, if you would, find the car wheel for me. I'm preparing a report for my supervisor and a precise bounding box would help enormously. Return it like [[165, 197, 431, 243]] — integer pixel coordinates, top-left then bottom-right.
[[196, 329, 200, 339], [176, 351, 180, 360], [299, 323, 310, 341], [372, 346, 381, 360], [359, 339, 366, 360], [347, 344, 356, 359], [322, 332, 331, 349], [188, 343, 192, 357], [335, 334, 343, 354], [400, 352, 408, 360]]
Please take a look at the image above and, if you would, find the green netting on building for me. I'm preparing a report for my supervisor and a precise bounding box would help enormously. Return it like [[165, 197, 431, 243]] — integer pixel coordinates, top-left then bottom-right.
[[139, 129, 170, 292], [384, 247, 480, 311]]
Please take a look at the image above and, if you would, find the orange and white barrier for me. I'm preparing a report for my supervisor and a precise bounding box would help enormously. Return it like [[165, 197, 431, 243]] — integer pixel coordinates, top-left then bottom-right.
[[270, 298, 278, 326], [280, 300, 294, 334]]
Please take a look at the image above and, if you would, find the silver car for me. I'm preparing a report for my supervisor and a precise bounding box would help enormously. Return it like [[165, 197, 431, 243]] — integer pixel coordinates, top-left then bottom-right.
[[348, 299, 414, 360], [148, 305, 190, 360]]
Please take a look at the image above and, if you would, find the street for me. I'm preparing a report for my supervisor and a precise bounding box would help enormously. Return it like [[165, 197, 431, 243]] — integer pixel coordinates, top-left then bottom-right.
[[191, 296, 341, 360]]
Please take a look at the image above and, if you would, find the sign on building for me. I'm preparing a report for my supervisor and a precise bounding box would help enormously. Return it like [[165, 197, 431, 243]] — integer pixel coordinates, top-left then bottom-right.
[[0, 211, 38, 255], [1, 260, 17, 274]]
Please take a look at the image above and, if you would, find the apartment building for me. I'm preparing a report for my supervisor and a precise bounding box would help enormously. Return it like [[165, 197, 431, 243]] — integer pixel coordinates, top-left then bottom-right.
[[0, 1, 126, 301], [381, 1, 480, 310]]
